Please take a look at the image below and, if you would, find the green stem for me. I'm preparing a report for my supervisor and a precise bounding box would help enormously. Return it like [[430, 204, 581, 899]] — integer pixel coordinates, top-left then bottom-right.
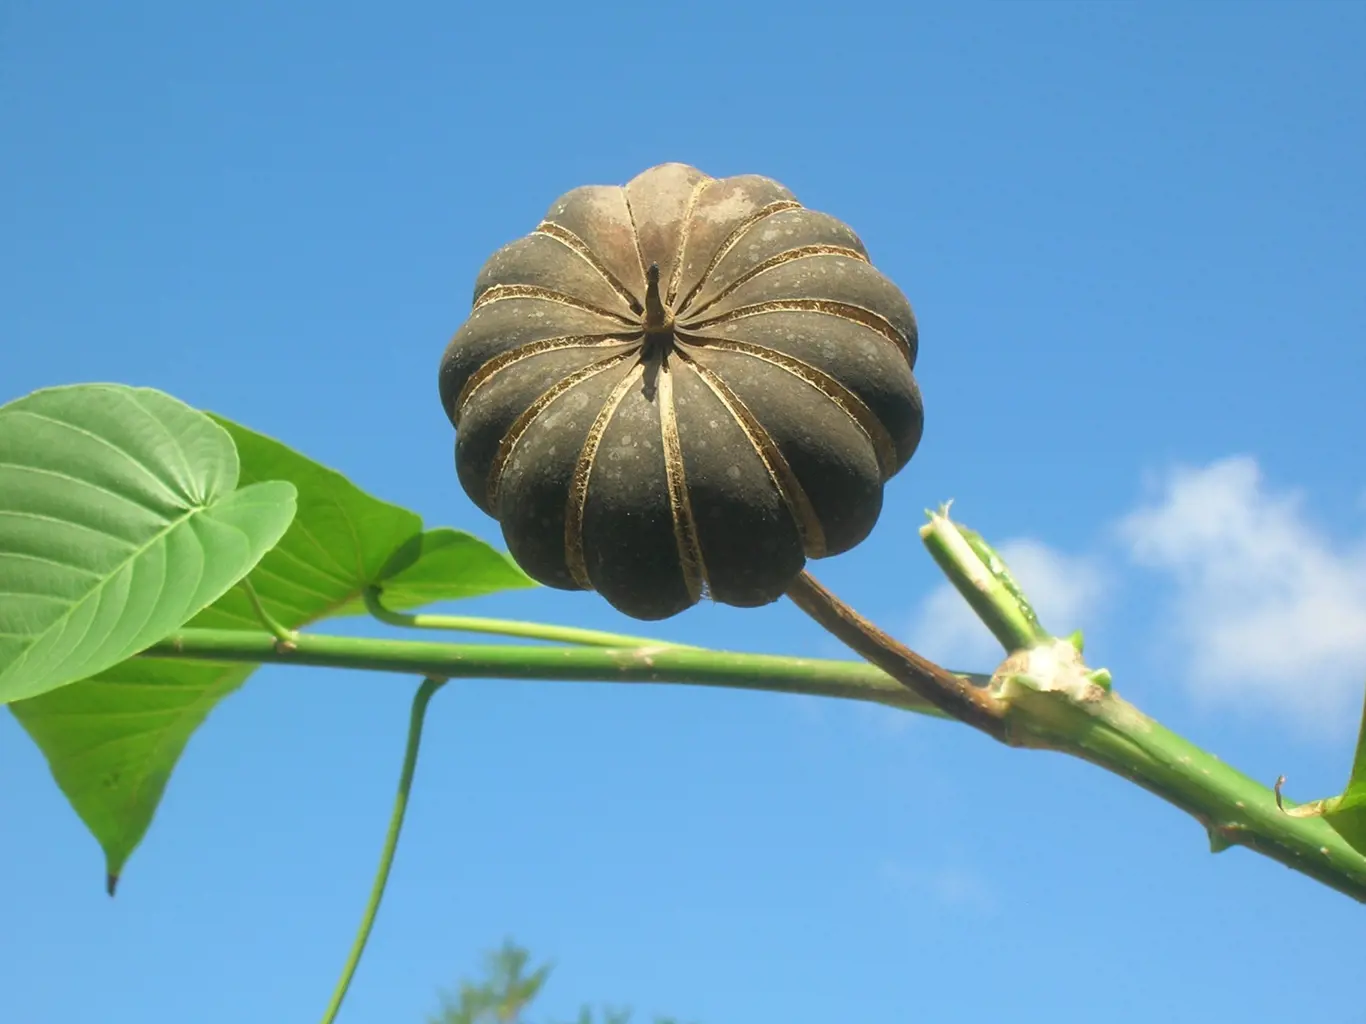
[[920, 509, 1047, 652], [917, 508, 1366, 903], [139, 629, 956, 716], [362, 587, 689, 649], [1009, 682, 1366, 901], [320, 676, 447, 1024], [137, 617, 1366, 900]]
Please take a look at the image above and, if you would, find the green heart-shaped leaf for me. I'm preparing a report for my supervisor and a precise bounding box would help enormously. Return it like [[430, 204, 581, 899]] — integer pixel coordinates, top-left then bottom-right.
[[12, 413, 531, 888], [0, 385, 296, 704]]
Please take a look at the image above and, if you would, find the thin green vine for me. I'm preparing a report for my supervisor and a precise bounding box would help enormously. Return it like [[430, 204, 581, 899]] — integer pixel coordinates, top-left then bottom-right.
[[319, 675, 447, 1024], [363, 586, 693, 649]]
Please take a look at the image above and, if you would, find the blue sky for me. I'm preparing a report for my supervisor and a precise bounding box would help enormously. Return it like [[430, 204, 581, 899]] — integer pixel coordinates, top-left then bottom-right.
[[4, 2, 1365, 1021]]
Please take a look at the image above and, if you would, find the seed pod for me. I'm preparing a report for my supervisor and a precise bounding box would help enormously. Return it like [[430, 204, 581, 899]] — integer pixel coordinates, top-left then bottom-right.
[[440, 163, 923, 620]]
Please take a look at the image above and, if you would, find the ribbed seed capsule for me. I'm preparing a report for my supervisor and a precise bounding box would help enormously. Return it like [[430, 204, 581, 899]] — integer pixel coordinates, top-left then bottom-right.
[[439, 163, 924, 620]]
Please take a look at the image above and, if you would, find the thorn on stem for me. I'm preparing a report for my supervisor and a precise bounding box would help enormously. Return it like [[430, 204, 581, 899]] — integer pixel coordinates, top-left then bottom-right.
[[1206, 826, 1235, 854], [1274, 774, 1287, 811]]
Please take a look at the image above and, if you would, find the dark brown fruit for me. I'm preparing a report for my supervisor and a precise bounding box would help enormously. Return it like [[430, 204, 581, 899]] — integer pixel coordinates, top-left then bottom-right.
[[439, 163, 923, 620]]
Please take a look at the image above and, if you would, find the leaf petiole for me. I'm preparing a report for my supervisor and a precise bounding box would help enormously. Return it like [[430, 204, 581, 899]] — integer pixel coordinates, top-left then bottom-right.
[[362, 586, 693, 649], [239, 577, 298, 647]]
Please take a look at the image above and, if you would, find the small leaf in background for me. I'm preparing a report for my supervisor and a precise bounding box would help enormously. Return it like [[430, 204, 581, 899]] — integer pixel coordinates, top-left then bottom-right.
[[365, 525, 534, 614], [1276, 687, 1366, 857], [0, 384, 297, 704], [428, 940, 550, 1024], [1323, 688, 1366, 854], [10, 414, 535, 888], [201, 418, 532, 628], [427, 940, 694, 1024], [1323, 794, 1366, 855], [198, 414, 426, 631]]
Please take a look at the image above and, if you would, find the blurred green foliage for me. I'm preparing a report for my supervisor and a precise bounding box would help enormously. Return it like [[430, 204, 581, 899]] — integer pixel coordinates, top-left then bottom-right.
[[427, 941, 692, 1024]]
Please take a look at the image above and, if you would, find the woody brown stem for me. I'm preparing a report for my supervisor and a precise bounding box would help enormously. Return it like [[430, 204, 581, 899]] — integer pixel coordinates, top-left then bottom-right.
[[786, 569, 1009, 740]]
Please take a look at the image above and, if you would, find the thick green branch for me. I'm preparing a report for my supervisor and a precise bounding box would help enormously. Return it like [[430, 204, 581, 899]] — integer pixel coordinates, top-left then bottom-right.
[[139, 628, 955, 715], [1007, 679, 1366, 902], [139, 588, 1366, 901], [919, 509, 1366, 904]]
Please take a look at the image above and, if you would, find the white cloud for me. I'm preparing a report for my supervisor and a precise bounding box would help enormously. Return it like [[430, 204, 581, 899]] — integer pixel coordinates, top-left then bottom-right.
[[880, 858, 995, 914], [1119, 456, 1366, 721], [908, 538, 1106, 670]]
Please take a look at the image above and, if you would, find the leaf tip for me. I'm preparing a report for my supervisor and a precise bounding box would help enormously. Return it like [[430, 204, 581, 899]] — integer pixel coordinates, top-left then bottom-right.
[[106, 872, 120, 897]]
